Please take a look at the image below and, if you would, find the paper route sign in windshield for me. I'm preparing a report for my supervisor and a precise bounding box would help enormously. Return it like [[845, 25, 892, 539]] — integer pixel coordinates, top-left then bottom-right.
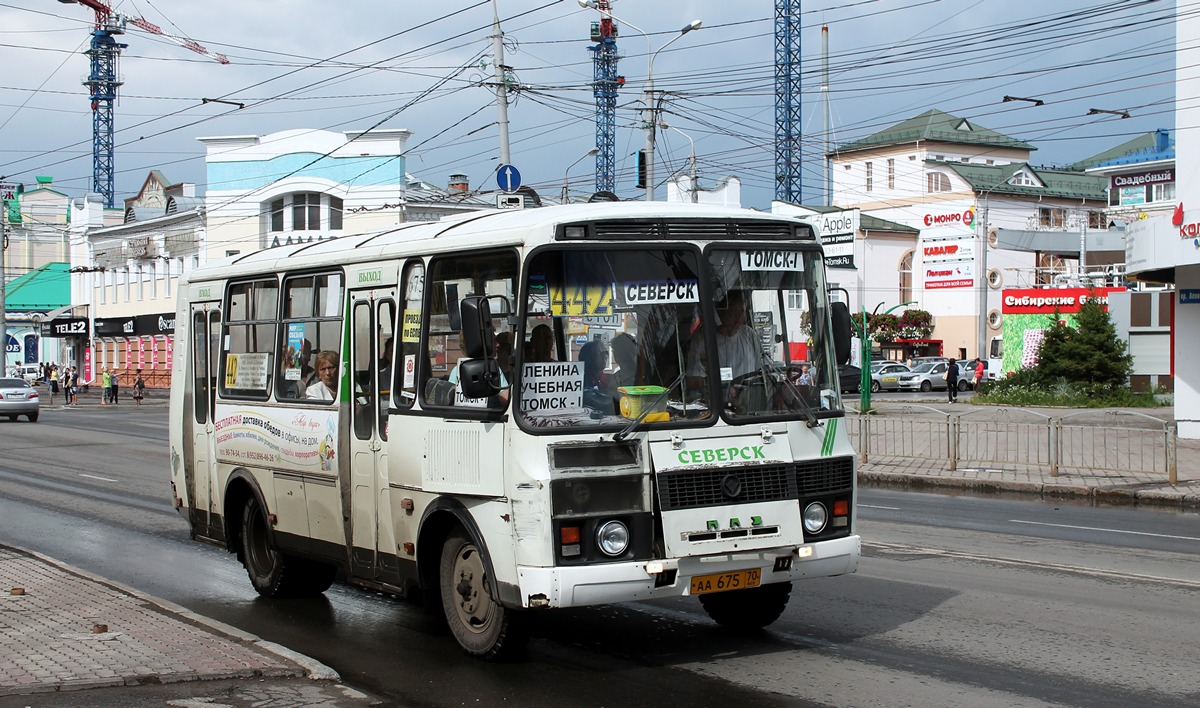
[[740, 250, 805, 271], [614, 279, 700, 307]]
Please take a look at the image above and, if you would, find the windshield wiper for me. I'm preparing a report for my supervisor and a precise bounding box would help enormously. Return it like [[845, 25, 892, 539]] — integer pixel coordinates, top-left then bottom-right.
[[613, 370, 686, 441]]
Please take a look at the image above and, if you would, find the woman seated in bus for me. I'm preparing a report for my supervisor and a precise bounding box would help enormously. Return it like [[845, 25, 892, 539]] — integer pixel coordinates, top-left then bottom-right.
[[306, 351, 339, 401]]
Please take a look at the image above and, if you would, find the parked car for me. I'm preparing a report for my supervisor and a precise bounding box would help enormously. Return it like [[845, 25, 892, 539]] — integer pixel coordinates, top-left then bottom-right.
[[16, 364, 41, 384], [838, 364, 861, 394], [869, 360, 911, 392], [0, 377, 40, 422], [897, 361, 950, 392]]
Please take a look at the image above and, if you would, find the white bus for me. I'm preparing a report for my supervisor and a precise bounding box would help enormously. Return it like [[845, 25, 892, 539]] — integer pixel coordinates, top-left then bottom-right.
[[170, 202, 860, 659]]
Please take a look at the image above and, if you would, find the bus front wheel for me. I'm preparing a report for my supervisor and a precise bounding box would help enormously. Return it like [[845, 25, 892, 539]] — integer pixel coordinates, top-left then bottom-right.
[[241, 498, 335, 598], [698, 581, 792, 630], [439, 529, 528, 660]]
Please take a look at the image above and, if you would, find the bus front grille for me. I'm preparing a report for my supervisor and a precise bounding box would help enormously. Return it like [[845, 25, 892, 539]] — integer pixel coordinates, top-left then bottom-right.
[[657, 456, 853, 511]]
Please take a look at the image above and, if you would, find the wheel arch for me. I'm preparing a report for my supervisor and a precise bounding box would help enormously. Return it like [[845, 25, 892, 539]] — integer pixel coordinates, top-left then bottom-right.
[[223, 469, 271, 556], [417, 499, 505, 604]]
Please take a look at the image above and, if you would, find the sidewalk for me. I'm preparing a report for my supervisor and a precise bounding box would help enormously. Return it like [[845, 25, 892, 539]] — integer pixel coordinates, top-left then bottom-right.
[[854, 401, 1200, 510], [0, 545, 375, 705]]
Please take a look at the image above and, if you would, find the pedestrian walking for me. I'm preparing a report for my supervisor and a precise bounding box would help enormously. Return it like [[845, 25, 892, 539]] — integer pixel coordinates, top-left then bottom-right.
[[101, 368, 112, 405], [946, 358, 959, 403], [69, 367, 80, 405], [133, 370, 145, 406], [111, 371, 120, 404]]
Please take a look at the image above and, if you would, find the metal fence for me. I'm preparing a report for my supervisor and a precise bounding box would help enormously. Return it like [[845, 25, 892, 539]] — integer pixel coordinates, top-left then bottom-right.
[[846, 404, 1178, 485]]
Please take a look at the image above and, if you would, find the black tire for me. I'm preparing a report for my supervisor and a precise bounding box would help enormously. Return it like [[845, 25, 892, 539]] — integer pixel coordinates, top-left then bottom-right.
[[919, 380, 932, 392], [699, 581, 792, 629], [957, 380, 968, 392], [26, 412, 38, 422], [439, 529, 527, 660], [870, 380, 881, 393], [241, 498, 333, 598]]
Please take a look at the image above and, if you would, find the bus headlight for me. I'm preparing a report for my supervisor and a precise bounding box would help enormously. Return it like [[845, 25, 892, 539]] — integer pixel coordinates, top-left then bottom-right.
[[802, 502, 829, 534], [596, 520, 630, 557]]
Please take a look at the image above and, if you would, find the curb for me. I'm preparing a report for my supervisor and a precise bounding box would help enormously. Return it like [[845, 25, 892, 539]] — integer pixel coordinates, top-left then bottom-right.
[[16, 548, 341, 683], [858, 471, 1200, 511]]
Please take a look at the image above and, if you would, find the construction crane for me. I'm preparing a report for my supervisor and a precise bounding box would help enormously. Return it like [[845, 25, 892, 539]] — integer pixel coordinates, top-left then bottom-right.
[[774, 0, 802, 203], [583, 1, 623, 194], [57, 1, 228, 208]]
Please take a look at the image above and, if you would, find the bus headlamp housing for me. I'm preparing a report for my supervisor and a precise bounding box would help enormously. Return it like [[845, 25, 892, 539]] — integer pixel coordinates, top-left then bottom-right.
[[596, 520, 630, 556], [802, 502, 829, 534]]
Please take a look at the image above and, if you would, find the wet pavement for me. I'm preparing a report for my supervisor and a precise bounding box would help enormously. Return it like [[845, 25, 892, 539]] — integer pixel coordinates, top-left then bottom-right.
[[0, 546, 379, 706], [5, 386, 1196, 703]]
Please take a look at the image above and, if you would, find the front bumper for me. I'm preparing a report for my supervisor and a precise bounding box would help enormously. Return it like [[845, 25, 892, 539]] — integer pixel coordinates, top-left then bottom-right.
[[514, 534, 860, 608]]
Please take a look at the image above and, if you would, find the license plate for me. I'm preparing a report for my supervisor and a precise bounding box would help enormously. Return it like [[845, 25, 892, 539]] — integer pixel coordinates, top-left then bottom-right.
[[689, 568, 761, 595]]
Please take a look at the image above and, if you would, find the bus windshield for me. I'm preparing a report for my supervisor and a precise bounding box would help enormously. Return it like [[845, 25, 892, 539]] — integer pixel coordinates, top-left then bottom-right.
[[516, 244, 841, 432]]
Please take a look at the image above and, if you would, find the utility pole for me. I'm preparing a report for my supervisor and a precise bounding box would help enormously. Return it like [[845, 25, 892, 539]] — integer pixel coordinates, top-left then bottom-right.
[[491, 0, 512, 167], [1, 218, 7, 373], [821, 25, 832, 205]]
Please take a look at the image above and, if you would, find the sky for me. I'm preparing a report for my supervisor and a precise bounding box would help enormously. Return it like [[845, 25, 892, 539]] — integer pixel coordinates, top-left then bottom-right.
[[0, 0, 1181, 212]]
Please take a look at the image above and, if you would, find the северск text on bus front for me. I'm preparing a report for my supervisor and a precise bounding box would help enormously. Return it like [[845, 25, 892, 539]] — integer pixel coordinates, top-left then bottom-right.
[[168, 202, 859, 660]]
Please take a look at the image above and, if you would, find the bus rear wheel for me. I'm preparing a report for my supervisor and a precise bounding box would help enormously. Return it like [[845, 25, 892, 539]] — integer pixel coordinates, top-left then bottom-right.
[[241, 498, 334, 598], [698, 581, 792, 630], [439, 529, 527, 660]]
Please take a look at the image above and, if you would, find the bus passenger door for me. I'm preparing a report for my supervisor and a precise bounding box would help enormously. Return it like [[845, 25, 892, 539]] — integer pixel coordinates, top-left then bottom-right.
[[348, 290, 396, 580], [189, 304, 221, 537]]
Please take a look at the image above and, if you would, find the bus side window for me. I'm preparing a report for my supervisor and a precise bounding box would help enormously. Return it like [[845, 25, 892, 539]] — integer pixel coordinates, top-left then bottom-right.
[[277, 273, 343, 403], [420, 250, 517, 410], [394, 261, 424, 409]]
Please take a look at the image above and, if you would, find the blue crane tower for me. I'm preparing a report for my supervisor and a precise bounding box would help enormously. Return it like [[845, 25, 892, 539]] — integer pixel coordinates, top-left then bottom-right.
[[60, 1, 229, 208], [585, 2, 623, 194], [774, 0, 803, 203]]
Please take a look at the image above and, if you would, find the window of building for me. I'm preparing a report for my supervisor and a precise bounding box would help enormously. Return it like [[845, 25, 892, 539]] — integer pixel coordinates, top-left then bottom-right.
[[926, 172, 951, 193], [276, 273, 344, 403], [1035, 253, 1066, 286], [1153, 182, 1175, 202], [221, 278, 280, 400], [1039, 207, 1067, 229], [1010, 170, 1038, 187], [899, 250, 914, 304], [887, 159, 895, 189], [270, 198, 285, 232], [330, 196, 344, 230], [865, 162, 873, 192], [1087, 211, 1105, 229], [293, 193, 321, 231]]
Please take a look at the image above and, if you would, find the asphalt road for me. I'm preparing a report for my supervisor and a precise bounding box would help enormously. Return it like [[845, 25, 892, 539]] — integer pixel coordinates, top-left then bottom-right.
[[2, 407, 1199, 706]]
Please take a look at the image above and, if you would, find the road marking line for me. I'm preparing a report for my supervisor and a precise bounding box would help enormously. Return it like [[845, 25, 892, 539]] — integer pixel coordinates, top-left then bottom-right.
[[79, 474, 118, 483], [1010, 519, 1200, 542], [860, 504, 901, 510]]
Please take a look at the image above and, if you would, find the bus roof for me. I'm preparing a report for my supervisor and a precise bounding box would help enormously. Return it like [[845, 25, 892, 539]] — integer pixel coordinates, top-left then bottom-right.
[[188, 202, 804, 284]]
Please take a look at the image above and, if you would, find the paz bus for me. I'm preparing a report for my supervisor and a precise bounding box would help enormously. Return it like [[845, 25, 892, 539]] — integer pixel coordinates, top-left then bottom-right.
[[169, 202, 860, 659]]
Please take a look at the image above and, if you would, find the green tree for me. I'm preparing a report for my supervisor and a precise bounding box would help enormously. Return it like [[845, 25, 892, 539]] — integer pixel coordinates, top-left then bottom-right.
[[1036, 297, 1133, 388]]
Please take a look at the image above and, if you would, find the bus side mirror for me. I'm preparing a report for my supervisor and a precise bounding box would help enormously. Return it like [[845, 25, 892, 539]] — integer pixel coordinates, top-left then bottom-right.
[[831, 301, 851, 365], [458, 358, 502, 399], [460, 296, 494, 359]]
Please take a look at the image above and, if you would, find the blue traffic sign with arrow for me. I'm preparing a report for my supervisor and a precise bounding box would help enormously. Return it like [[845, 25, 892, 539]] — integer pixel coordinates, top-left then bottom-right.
[[497, 164, 522, 193]]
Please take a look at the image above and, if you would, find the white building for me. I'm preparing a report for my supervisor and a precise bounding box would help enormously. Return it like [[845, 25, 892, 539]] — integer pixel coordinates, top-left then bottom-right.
[[1122, 5, 1200, 437], [825, 109, 1110, 361]]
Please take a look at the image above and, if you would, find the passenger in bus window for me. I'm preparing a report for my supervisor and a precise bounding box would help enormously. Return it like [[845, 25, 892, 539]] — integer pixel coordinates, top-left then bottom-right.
[[528, 324, 555, 362], [306, 351, 339, 401], [611, 333, 637, 388]]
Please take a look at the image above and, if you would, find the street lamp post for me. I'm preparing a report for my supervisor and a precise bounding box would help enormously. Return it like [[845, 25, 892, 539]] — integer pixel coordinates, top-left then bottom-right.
[[576, 3, 700, 201], [859, 301, 915, 411], [663, 123, 697, 202], [562, 147, 600, 203], [644, 19, 702, 201]]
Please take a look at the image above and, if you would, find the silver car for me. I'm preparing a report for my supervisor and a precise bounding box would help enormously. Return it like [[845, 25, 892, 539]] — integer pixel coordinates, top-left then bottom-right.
[[896, 362, 950, 392], [0, 377, 40, 422], [869, 361, 911, 392]]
